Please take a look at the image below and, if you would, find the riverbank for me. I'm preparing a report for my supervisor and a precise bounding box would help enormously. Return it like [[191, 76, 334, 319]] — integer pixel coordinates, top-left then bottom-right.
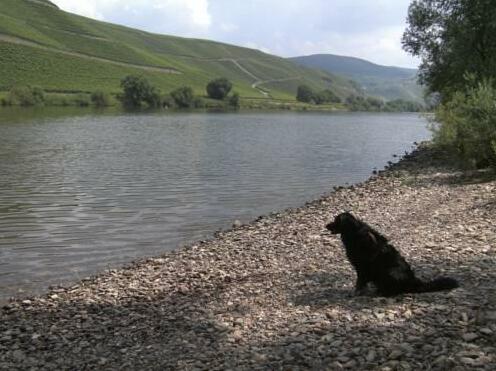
[[0, 95, 345, 112], [1, 144, 495, 370]]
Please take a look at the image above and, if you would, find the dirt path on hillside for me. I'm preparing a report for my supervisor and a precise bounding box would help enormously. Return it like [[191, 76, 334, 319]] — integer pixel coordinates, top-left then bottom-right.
[[176, 54, 301, 97], [0, 34, 181, 74], [227, 59, 302, 97], [1, 32, 303, 97], [26, 0, 57, 8]]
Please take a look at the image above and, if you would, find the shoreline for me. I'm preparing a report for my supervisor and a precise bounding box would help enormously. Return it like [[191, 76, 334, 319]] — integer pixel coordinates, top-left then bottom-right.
[[1, 144, 495, 369], [0, 100, 425, 114]]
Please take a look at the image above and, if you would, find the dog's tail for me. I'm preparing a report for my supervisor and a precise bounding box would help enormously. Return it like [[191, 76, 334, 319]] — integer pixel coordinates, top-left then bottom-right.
[[413, 277, 459, 293]]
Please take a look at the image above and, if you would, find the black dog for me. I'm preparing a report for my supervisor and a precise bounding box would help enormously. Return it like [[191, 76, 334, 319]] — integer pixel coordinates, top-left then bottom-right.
[[326, 212, 459, 297]]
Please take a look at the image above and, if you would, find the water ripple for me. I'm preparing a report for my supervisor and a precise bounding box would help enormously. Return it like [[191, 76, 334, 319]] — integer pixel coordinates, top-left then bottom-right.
[[0, 112, 430, 301]]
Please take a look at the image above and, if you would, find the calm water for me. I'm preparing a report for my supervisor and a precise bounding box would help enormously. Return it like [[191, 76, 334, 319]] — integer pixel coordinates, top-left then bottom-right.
[[0, 109, 430, 301]]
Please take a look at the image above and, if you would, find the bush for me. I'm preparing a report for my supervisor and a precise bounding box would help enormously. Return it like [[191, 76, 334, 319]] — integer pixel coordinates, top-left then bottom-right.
[[313, 89, 341, 105], [366, 96, 385, 111], [74, 93, 91, 107], [7, 85, 45, 106], [228, 92, 240, 108], [296, 86, 341, 105], [170, 86, 195, 108], [193, 97, 205, 109], [345, 95, 386, 111], [296, 85, 314, 103], [120, 75, 161, 108], [162, 95, 176, 109], [145, 90, 162, 108], [345, 95, 369, 111], [206, 78, 233, 100], [433, 79, 496, 168], [384, 99, 424, 112], [91, 90, 112, 107]]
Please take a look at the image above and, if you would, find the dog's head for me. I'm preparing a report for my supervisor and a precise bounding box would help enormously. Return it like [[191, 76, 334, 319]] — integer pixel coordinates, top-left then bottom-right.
[[325, 212, 358, 234]]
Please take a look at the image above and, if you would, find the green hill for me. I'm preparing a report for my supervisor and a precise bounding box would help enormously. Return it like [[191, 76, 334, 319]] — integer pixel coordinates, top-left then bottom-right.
[[289, 54, 425, 103], [0, 0, 360, 102]]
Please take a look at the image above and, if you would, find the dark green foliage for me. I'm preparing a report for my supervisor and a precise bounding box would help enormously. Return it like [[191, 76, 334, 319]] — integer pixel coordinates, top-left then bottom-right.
[[145, 89, 162, 108], [402, 0, 496, 100], [91, 90, 112, 107], [7, 85, 45, 106], [296, 85, 314, 103], [161, 95, 176, 109], [365, 96, 385, 111], [193, 97, 205, 109], [170, 86, 195, 108], [229, 92, 240, 108], [120, 75, 161, 108], [206, 78, 233, 100], [313, 89, 341, 105], [297, 85, 341, 105], [384, 99, 424, 112], [74, 93, 90, 107], [433, 79, 496, 168], [345, 95, 423, 112], [403, 1, 496, 168], [345, 95, 383, 111]]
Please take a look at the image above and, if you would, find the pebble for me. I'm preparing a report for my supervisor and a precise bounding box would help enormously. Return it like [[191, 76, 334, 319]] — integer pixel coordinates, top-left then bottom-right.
[[1, 144, 495, 370], [462, 333, 479, 342], [366, 349, 377, 362], [389, 350, 403, 360]]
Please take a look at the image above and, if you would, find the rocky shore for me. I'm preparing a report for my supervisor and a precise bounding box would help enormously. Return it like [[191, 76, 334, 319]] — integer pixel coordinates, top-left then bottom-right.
[[1, 144, 495, 370]]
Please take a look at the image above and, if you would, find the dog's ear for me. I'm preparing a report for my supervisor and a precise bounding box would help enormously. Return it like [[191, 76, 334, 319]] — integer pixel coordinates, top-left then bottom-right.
[[342, 212, 357, 222], [339, 212, 360, 230], [367, 232, 377, 244], [344, 211, 357, 220]]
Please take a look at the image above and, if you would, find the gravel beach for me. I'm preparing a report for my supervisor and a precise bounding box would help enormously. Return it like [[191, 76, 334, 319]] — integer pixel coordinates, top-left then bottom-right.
[[1, 144, 495, 370]]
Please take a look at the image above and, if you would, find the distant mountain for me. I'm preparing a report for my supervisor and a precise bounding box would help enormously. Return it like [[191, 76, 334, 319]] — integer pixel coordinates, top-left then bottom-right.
[[0, 0, 360, 101], [289, 54, 425, 103]]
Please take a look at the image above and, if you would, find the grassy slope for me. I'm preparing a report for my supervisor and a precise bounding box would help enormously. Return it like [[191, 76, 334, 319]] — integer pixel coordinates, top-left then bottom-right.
[[289, 54, 425, 103], [0, 0, 360, 100]]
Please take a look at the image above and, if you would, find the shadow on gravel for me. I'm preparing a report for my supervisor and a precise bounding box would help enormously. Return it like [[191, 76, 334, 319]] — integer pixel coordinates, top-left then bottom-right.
[[0, 256, 496, 370], [1, 256, 494, 369], [0, 282, 233, 369], [248, 259, 495, 369], [391, 147, 495, 188]]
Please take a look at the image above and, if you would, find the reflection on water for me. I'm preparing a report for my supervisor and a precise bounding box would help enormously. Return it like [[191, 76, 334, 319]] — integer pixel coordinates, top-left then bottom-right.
[[0, 110, 431, 301]]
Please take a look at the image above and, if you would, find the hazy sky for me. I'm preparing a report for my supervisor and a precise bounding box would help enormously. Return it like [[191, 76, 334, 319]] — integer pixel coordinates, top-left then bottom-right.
[[51, 0, 419, 68]]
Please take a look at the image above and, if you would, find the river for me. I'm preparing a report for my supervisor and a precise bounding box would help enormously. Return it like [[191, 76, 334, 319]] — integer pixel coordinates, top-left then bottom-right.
[[0, 109, 431, 301]]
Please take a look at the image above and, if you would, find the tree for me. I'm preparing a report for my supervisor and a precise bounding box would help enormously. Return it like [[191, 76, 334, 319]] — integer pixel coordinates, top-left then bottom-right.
[[7, 86, 45, 106], [433, 79, 496, 168], [120, 75, 161, 108], [313, 89, 341, 105], [170, 86, 195, 108], [296, 85, 314, 103], [91, 91, 112, 107], [228, 92, 240, 108], [206, 78, 232, 100], [402, 0, 496, 99]]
